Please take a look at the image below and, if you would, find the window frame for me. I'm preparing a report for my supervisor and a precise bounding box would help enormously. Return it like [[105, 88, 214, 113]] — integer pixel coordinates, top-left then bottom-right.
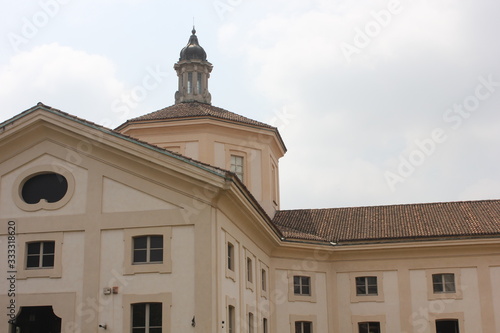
[[245, 249, 255, 290], [124, 227, 172, 275], [230, 154, 245, 182], [132, 235, 164, 265], [355, 276, 378, 296], [358, 321, 381, 333], [432, 273, 456, 293], [352, 315, 386, 333], [429, 312, 464, 333], [17, 232, 63, 279], [260, 262, 269, 299], [26, 241, 55, 269], [288, 272, 316, 302], [350, 272, 384, 303], [13, 165, 76, 212], [225, 233, 237, 281], [289, 315, 316, 333], [123, 293, 171, 333], [426, 269, 462, 300], [131, 302, 162, 332]]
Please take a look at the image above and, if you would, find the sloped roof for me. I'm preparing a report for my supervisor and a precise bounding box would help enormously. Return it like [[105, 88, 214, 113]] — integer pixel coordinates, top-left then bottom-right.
[[272, 200, 500, 243], [0, 103, 229, 178], [120, 102, 275, 129]]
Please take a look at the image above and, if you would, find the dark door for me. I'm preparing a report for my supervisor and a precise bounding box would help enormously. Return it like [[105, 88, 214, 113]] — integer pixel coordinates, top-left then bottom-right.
[[12, 306, 61, 333], [436, 319, 459, 333]]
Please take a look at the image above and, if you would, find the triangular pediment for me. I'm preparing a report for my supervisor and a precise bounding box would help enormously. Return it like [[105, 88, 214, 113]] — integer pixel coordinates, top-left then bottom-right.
[[102, 177, 179, 213]]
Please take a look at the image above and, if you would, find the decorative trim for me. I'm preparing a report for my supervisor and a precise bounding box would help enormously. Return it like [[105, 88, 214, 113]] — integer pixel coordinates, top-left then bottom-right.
[[12, 165, 75, 212]]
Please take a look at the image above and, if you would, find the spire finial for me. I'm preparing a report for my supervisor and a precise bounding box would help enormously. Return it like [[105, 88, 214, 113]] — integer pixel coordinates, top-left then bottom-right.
[[192, 17, 196, 35]]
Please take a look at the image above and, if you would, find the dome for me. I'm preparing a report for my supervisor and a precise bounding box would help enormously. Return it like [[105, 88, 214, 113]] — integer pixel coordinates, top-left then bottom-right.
[[179, 28, 207, 61]]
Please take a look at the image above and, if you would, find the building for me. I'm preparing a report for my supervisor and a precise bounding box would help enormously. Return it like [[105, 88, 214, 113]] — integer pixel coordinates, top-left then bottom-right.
[[1, 29, 500, 333]]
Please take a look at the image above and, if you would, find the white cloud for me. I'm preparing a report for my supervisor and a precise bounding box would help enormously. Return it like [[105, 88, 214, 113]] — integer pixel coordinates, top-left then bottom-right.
[[0, 43, 124, 125]]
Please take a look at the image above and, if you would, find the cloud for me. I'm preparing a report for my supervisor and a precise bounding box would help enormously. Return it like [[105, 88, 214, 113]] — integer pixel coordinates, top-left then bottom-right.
[[0, 43, 124, 126]]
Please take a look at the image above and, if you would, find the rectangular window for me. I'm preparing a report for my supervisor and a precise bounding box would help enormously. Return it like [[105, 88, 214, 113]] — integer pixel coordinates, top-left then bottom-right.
[[196, 73, 202, 94], [228, 306, 235, 333], [295, 321, 312, 333], [433, 273, 456, 293], [293, 276, 311, 296], [131, 302, 162, 333], [358, 322, 380, 333], [356, 276, 378, 296], [230, 155, 244, 181], [247, 257, 253, 283], [436, 319, 459, 333], [248, 312, 254, 333], [26, 241, 55, 268], [133, 236, 163, 264], [261, 269, 267, 292], [227, 242, 234, 271], [187, 72, 193, 94], [263, 318, 268, 333]]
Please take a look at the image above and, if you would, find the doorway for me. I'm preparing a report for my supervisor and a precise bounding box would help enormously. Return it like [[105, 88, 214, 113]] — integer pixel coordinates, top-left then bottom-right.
[[12, 306, 61, 333]]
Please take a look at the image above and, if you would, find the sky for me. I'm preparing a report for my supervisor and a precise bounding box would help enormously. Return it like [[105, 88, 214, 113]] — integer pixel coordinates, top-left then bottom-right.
[[0, 0, 499, 210]]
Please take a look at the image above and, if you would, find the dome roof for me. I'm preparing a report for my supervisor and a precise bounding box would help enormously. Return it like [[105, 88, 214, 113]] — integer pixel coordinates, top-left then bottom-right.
[[179, 28, 207, 61]]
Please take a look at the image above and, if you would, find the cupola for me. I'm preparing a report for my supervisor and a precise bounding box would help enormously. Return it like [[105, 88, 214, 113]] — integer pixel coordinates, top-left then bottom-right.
[[174, 28, 213, 104]]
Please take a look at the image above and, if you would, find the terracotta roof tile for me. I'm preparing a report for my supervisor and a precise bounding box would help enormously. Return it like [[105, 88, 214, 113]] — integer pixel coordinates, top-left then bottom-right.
[[272, 200, 500, 243], [122, 102, 274, 129]]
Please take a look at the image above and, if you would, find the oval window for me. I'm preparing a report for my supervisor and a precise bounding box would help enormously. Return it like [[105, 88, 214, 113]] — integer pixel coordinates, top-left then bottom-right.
[[21, 173, 68, 204]]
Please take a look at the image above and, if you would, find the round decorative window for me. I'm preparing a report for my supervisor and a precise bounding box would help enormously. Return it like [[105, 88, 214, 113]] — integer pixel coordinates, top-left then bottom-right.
[[13, 166, 75, 212], [21, 173, 68, 204]]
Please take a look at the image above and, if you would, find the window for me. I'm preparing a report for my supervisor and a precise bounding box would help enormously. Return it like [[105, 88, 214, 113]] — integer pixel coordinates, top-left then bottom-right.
[[432, 274, 455, 293], [131, 303, 162, 333], [187, 72, 193, 94], [295, 321, 312, 333], [358, 322, 380, 333], [261, 269, 267, 292], [227, 242, 235, 271], [228, 306, 235, 333], [124, 227, 171, 275], [436, 319, 459, 333], [293, 276, 311, 296], [247, 257, 253, 283], [21, 173, 68, 204], [26, 241, 55, 268], [230, 155, 244, 181], [248, 312, 254, 333], [133, 236, 163, 264], [356, 276, 378, 296], [196, 73, 202, 94], [263, 318, 268, 333]]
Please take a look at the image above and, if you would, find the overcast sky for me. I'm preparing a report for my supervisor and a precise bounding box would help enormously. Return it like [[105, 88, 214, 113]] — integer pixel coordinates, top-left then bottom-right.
[[1, 0, 499, 210]]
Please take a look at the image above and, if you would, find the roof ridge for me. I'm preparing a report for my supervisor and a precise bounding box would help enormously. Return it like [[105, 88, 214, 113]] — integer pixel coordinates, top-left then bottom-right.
[[276, 198, 500, 213]]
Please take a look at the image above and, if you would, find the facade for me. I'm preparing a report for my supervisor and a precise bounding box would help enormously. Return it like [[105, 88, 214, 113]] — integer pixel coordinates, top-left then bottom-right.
[[1, 29, 500, 333]]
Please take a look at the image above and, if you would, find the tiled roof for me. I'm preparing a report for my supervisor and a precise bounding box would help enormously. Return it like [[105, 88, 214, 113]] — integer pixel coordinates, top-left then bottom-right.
[[272, 200, 500, 243], [122, 102, 275, 129]]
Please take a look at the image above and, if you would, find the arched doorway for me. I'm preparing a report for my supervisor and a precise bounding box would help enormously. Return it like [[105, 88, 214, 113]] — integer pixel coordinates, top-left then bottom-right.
[[11, 306, 61, 333]]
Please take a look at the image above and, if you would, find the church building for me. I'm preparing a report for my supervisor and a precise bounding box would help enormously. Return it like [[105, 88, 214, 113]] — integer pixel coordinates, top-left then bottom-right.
[[1, 29, 500, 333]]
